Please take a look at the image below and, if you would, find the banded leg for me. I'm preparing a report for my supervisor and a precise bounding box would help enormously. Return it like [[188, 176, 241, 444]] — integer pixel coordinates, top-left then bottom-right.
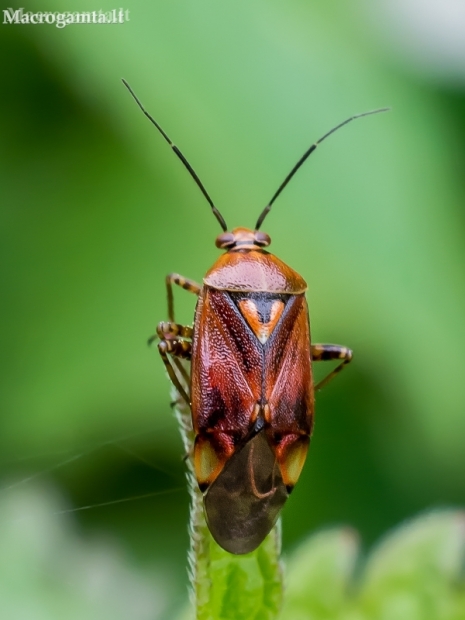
[[166, 273, 201, 322], [311, 344, 353, 391], [152, 274, 199, 406], [147, 272, 198, 343], [148, 322, 193, 345], [157, 321, 193, 390], [158, 338, 192, 406]]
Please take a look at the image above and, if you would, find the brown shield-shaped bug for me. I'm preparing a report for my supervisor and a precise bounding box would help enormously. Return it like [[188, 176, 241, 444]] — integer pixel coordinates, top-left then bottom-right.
[[123, 79, 387, 554]]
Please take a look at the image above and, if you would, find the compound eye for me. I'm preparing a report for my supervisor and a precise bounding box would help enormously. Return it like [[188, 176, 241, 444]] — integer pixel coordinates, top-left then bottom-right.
[[215, 232, 235, 249], [254, 231, 271, 247]]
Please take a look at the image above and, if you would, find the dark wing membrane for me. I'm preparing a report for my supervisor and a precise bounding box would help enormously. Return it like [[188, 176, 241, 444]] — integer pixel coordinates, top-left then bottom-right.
[[204, 428, 288, 554]]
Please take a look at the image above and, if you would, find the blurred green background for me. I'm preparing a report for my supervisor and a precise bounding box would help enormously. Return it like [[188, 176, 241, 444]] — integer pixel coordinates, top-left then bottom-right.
[[1, 0, 465, 618]]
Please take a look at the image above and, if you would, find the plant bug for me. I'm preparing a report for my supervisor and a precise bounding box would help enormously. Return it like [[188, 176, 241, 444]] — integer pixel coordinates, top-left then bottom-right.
[[123, 79, 388, 555]]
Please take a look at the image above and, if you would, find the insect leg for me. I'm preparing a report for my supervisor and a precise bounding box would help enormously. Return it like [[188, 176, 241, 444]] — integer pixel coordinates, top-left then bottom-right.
[[166, 273, 201, 322], [157, 321, 193, 339], [148, 322, 193, 345], [152, 322, 193, 385], [311, 344, 353, 391], [147, 279, 197, 343], [158, 339, 192, 406]]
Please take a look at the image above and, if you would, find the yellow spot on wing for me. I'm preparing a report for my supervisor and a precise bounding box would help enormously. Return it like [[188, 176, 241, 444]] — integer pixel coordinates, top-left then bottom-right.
[[281, 440, 308, 487], [194, 437, 225, 488]]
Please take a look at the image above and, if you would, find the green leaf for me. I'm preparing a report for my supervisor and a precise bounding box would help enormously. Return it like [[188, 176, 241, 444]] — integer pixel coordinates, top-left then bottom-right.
[[281, 511, 465, 620], [358, 511, 465, 620], [281, 528, 359, 619]]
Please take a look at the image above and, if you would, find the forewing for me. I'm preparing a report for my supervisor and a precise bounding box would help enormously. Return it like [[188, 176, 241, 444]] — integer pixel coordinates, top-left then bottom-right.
[[191, 288, 263, 487], [264, 294, 313, 488]]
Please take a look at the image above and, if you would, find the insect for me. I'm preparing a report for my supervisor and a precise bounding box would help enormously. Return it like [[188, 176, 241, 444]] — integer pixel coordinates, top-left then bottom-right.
[[123, 79, 387, 554]]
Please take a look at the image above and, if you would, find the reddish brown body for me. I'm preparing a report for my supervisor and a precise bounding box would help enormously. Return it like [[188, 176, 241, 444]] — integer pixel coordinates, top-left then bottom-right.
[[154, 226, 353, 555], [122, 80, 381, 555], [190, 229, 314, 553]]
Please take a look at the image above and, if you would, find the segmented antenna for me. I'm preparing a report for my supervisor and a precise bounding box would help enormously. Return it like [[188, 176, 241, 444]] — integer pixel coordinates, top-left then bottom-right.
[[122, 79, 228, 232], [255, 108, 390, 230]]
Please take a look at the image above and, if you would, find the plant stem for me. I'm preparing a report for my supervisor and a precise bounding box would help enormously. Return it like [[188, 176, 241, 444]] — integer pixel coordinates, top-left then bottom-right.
[[172, 386, 284, 620]]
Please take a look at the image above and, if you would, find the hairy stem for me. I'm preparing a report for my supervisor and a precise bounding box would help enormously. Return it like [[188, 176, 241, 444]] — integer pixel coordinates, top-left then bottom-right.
[[171, 379, 284, 620]]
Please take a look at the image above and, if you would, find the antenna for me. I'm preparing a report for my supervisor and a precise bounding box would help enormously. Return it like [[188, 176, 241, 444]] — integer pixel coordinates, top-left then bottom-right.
[[122, 79, 228, 232], [255, 108, 390, 230]]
